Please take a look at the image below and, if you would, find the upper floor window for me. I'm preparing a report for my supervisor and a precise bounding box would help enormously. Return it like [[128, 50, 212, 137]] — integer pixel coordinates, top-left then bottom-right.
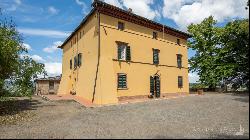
[[177, 54, 182, 68], [177, 38, 180, 45], [74, 56, 77, 69], [118, 22, 125, 31], [49, 81, 54, 90], [70, 59, 72, 70], [153, 49, 160, 65], [78, 53, 82, 67], [118, 73, 127, 89], [153, 32, 158, 39], [178, 76, 183, 88], [117, 43, 131, 61]]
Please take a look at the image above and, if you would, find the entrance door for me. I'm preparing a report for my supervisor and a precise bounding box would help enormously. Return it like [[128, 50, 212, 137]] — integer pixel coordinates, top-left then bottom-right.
[[150, 75, 161, 98]]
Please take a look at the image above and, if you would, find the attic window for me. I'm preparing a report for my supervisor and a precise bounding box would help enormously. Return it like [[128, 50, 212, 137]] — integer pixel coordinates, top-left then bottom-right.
[[153, 32, 158, 39], [118, 22, 124, 31], [177, 38, 180, 45]]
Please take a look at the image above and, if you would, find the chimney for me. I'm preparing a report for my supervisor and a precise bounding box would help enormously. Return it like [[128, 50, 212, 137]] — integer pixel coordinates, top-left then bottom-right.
[[128, 8, 133, 13]]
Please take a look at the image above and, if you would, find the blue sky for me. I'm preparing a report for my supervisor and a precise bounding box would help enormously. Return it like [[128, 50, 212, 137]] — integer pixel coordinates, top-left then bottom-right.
[[0, 0, 248, 83]]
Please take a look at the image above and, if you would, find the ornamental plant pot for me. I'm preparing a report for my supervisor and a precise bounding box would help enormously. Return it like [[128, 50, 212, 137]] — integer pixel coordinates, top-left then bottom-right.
[[197, 89, 204, 95]]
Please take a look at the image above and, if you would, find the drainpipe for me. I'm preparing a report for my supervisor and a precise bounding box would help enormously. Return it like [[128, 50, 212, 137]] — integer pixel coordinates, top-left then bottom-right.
[[92, 8, 101, 103]]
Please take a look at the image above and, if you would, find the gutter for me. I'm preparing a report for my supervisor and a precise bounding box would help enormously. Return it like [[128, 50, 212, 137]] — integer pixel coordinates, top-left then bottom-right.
[[92, 7, 101, 103]]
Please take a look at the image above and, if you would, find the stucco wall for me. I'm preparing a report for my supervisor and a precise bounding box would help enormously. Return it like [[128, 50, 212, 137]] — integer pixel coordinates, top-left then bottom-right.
[[99, 13, 189, 98], [58, 11, 189, 105], [58, 11, 102, 103], [35, 81, 60, 95]]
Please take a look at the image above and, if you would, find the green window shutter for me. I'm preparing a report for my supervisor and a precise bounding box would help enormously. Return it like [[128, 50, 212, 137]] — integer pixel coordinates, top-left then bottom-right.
[[74, 56, 77, 69], [78, 53, 82, 67], [118, 74, 127, 88], [177, 54, 182, 68], [155, 76, 160, 98], [118, 46, 122, 60], [178, 76, 183, 88], [153, 49, 159, 64], [150, 76, 154, 96], [123, 75, 127, 88], [126, 46, 131, 61], [70, 59, 72, 69]]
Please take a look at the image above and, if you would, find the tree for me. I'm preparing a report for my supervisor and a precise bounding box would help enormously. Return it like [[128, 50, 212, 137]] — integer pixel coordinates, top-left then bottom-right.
[[219, 19, 249, 89], [0, 10, 45, 97], [188, 16, 221, 88], [188, 16, 249, 90]]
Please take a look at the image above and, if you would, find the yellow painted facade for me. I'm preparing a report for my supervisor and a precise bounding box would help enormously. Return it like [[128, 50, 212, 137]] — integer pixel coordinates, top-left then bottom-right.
[[58, 2, 190, 105]]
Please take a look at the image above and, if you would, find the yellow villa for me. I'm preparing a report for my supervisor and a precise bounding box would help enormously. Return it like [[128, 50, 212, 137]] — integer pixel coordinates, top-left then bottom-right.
[[57, 0, 191, 105]]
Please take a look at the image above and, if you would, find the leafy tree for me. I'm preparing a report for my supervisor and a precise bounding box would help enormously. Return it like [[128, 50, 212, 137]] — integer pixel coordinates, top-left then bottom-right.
[[0, 10, 24, 94], [188, 16, 221, 88], [219, 19, 249, 89], [188, 16, 249, 90], [0, 10, 45, 97], [10, 56, 45, 97]]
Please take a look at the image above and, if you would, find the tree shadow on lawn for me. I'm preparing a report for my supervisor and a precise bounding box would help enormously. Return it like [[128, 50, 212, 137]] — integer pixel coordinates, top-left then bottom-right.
[[230, 92, 249, 103], [0, 97, 55, 117]]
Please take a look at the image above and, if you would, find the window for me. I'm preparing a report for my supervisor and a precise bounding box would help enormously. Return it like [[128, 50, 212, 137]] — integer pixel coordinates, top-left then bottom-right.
[[118, 74, 127, 89], [70, 59, 72, 69], [178, 76, 183, 88], [118, 22, 124, 30], [117, 44, 131, 61], [153, 32, 158, 39], [177, 54, 182, 68], [153, 49, 160, 65], [49, 81, 54, 90], [177, 38, 180, 45], [78, 53, 82, 67], [74, 56, 77, 69]]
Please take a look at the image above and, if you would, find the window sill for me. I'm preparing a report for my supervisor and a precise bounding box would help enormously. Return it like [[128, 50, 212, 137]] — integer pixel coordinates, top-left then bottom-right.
[[117, 88, 129, 90], [116, 59, 131, 63]]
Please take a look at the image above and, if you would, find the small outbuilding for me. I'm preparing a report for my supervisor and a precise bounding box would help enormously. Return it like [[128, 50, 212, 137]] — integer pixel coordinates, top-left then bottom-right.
[[35, 76, 61, 95]]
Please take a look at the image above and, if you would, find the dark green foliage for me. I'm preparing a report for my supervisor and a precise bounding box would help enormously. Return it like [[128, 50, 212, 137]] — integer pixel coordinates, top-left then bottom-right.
[[188, 16, 249, 89], [0, 11, 45, 97]]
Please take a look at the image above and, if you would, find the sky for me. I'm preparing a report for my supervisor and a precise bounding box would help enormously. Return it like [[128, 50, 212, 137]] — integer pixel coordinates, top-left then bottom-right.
[[0, 0, 249, 83]]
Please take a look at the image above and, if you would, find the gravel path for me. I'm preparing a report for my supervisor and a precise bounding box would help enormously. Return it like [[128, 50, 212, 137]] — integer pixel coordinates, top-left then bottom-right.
[[0, 93, 249, 139]]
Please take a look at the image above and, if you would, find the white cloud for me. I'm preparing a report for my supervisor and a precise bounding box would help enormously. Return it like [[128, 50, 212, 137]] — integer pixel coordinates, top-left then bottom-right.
[[44, 62, 62, 76], [15, 0, 22, 5], [43, 41, 63, 53], [20, 54, 45, 62], [163, 0, 249, 31], [189, 73, 200, 83], [22, 43, 32, 50], [103, 0, 123, 8], [75, 0, 89, 15], [48, 6, 59, 15], [101, 0, 160, 20], [4, 0, 22, 11], [31, 55, 45, 62], [18, 28, 70, 38], [122, 0, 160, 20]]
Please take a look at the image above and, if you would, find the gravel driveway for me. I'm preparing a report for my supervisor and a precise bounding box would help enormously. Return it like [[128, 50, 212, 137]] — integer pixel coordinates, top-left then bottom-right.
[[0, 93, 249, 139]]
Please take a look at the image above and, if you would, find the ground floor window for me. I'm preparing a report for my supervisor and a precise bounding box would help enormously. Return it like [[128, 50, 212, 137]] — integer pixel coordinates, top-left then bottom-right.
[[118, 73, 127, 89], [178, 76, 183, 88]]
